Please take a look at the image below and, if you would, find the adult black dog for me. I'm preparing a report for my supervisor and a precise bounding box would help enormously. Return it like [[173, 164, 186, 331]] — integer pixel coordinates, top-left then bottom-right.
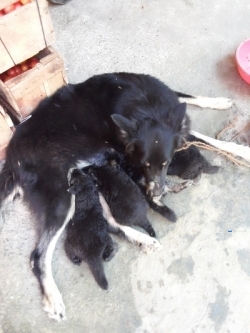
[[0, 72, 230, 320]]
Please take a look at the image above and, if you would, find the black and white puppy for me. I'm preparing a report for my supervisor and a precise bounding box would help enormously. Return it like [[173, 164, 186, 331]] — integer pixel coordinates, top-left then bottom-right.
[[65, 169, 118, 290]]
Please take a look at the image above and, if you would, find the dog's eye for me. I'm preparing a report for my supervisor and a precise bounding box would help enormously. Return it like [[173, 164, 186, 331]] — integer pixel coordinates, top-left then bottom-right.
[[145, 162, 150, 169]]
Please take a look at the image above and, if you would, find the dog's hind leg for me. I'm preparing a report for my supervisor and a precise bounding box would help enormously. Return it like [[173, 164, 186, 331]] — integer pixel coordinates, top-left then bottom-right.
[[191, 130, 250, 163], [176, 92, 233, 110], [99, 194, 161, 253], [30, 193, 75, 321]]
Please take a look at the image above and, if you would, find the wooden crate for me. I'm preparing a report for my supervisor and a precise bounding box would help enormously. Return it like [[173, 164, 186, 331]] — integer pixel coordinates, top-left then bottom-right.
[[0, 0, 55, 74], [0, 47, 68, 119]]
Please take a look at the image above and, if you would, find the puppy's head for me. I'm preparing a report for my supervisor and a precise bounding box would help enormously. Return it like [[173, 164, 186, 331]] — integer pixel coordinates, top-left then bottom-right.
[[111, 103, 188, 197], [67, 169, 93, 195]]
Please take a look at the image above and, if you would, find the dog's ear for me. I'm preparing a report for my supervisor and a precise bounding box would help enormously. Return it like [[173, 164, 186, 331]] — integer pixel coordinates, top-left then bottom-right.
[[111, 114, 137, 141], [171, 103, 187, 127]]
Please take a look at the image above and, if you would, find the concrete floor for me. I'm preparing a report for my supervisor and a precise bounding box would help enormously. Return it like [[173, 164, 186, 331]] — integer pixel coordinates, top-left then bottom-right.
[[1, 0, 250, 332]]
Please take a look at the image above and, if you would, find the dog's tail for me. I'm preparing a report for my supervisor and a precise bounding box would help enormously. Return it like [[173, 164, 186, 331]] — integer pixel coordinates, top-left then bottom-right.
[[87, 257, 108, 290]]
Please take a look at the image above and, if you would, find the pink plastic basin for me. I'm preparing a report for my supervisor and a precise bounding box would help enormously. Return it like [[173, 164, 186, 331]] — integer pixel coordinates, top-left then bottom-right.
[[236, 39, 250, 84]]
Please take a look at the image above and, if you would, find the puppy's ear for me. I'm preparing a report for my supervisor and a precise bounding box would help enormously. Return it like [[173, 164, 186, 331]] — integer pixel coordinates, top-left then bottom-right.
[[111, 114, 137, 141], [171, 103, 187, 128], [67, 185, 77, 195]]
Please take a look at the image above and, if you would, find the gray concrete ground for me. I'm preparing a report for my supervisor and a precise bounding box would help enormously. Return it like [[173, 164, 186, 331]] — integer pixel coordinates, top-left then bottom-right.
[[1, 0, 250, 332]]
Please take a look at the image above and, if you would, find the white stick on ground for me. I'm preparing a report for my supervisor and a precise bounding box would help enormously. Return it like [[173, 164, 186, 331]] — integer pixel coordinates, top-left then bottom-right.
[[191, 130, 250, 163]]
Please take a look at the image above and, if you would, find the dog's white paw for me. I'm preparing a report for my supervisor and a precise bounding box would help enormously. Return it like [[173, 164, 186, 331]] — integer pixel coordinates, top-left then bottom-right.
[[42, 285, 66, 321], [196, 96, 233, 110], [209, 97, 233, 110], [138, 234, 162, 253]]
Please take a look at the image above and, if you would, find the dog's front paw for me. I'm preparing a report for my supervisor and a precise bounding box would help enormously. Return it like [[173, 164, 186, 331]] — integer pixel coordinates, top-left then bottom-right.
[[42, 284, 66, 321], [164, 179, 194, 193]]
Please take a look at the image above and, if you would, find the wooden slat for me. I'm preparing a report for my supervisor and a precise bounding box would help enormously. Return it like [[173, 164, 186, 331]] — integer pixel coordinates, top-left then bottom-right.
[[0, 80, 20, 113], [0, 41, 14, 73], [38, 46, 58, 65], [47, 71, 65, 95], [36, 0, 55, 46]]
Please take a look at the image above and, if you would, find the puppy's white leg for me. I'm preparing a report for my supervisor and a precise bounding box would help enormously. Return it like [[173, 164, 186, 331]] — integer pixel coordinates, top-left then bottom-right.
[[120, 225, 162, 253], [99, 193, 161, 253], [179, 96, 233, 110], [191, 130, 250, 163]]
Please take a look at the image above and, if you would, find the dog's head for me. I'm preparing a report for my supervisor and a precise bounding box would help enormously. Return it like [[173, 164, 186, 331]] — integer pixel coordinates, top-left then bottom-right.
[[111, 103, 188, 197]]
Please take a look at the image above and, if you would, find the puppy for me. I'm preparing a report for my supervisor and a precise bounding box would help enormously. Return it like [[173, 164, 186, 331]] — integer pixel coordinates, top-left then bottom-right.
[[65, 169, 118, 290], [168, 144, 219, 180], [87, 163, 156, 244]]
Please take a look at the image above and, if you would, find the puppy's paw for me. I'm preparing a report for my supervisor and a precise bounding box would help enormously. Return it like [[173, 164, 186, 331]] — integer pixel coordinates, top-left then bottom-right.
[[42, 285, 66, 321], [71, 255, 82, 265], [149, 197, 177, 222], [154, 203, 177, 222], [103, 242, 119, 262], [165, 208, 177, 222], [147, 225, 156, 238]]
